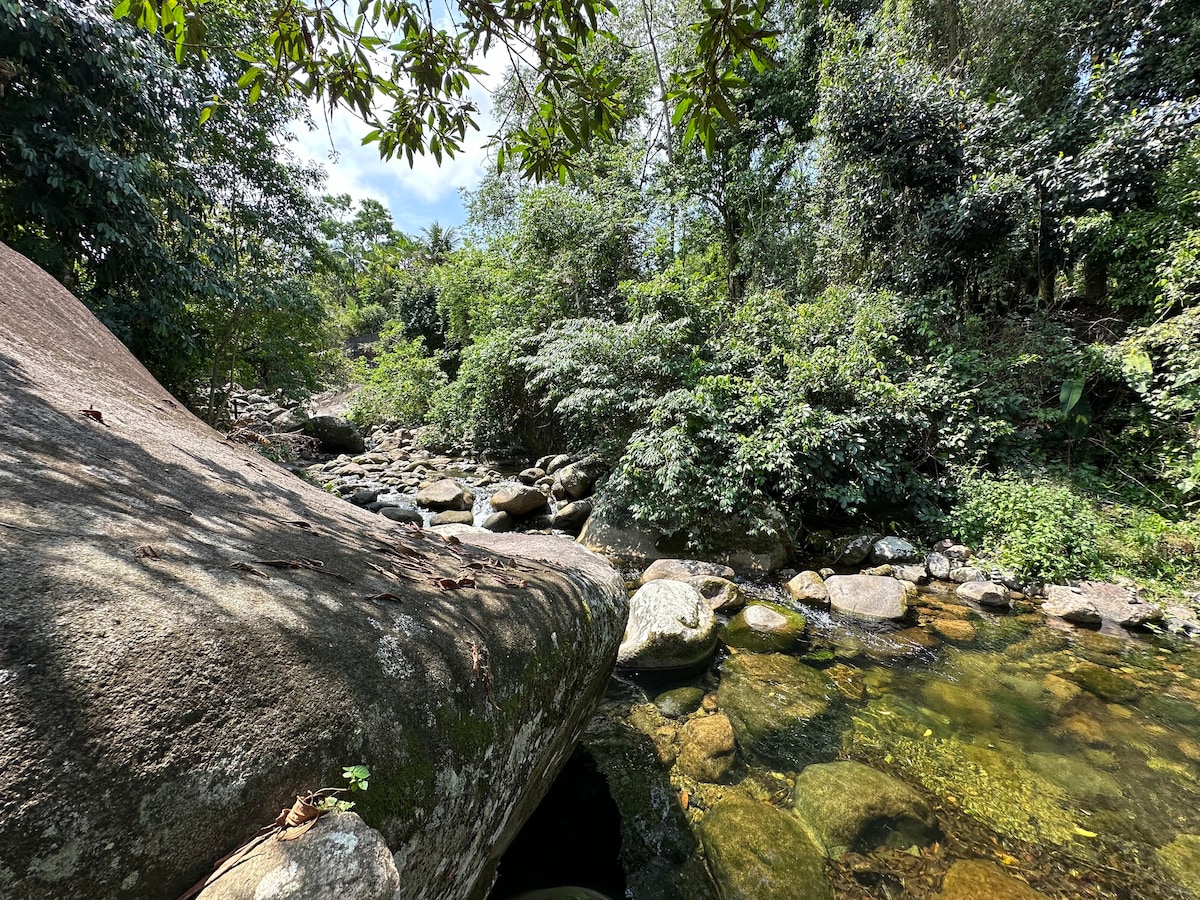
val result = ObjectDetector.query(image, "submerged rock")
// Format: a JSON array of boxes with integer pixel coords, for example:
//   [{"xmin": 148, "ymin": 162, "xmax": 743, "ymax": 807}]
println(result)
[
  {"xmin": 195, "ymin": 813, "xmax": 398, "ymax": 900},
  {"xmin": 676, "ymin": 713, "xmax": 737, "ymax": 783},
  {"xmin": 721, "ymin": 602, "xmax": 807, "ymax": 654},
  {"xmin": 654, "ymin": 687, "xmax": 706, "ymax": 719},
  {"xmin": 697, "ymin": 795, "xmax": 832, "ymax": 900},
  {"xmin": 826, "ymin": 575, "xmax": 912, "ymax": 621},
  {"xmin": 718, "ymin": 653, "xmax": 838, "ymax": 769},
  {"xmin": 1157, "ymin": 833, "xmax": 1200, "ymax": 895},
  {"xmin": 791, "ymin": 761, "xmax": 939, "ymax": 858},
  {"xmin": 936, "ymin": 860, "xmax": 1048, "ymax": 899},
  {"xmin": 618, "ymin": 580, "xmax": 719, "ymax": 671}
]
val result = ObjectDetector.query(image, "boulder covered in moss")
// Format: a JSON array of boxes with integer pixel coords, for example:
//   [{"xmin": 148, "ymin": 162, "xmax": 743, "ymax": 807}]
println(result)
[
  {"xmin": 697, "ymin": 795, "xmax": 832, "ymax": 900},
  {"xmin": 721, "ymin": 602, "xmax": 807, "ymax": 654},
  {"xmin": 0, "ymin": 244, "xmax": 629, "ymax": 900}
]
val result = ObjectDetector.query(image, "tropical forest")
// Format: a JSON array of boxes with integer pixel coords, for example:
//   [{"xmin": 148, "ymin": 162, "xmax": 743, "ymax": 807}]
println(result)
[{"xmin": 2, "ymin": 0, "xmax": 1200, "ymax": 897}]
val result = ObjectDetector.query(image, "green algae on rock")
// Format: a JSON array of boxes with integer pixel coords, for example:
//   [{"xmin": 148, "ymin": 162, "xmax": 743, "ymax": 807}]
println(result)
[
  {"xmin": 935, "ymin": 859, "xmax": 1048, "ymax": 899},
  {"xmin": 791, "ymin": 760, "xmax": 939, "ymax": 858},
  {"xmin": 697, "ymin": 795, "xmax": 832, "ymax": 900},
  {"xmin": 721, "ymin": 602, "xmax": 808, "ymax": 654},
  {"xmin": 717, "ymin": 652, "xmax": 841, "ymax": 770}
]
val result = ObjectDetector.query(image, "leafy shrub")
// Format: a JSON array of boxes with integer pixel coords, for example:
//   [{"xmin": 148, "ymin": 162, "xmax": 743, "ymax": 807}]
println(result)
[
  {"xmin": 950, "ymin": 473, "xmax": 1104, "ymax": 583},
  {"xmin": 331, "ymin": 301, "xmax": 389, "ymax": 340},
  {"xmin": 349, "ymin": 324, "xmax": 445, "ymax": 427}
]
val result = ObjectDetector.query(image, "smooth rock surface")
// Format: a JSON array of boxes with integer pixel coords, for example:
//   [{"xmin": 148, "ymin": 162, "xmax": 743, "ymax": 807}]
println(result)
[
  {"xmin": 957, "ymin": 581, "xmax": 1010, "ymax": 608},
  {"xmin": 490, "ymin": 484, "xmax": 549, "ymax": 516},
  {"xmin": 936, "ymin": 860, "xmax": 1048, "ymax": 899},
  {"xmin": 721, "ymin": 602, "xmax": 806, "ymax": 654},
  {"xmin": 1044, "ymin": 582, "xmax": 1163, "ymax": 629},
  {"xmin": 786, "ymin": 571, "xmax": 829, "ymax": 608},
  {"xmin": 0, "ymin": 243, "xmax": 629, "ymax": 900},
  {"xmin": 686, "ymin": 575, "xmax": 744, "ymax": 613},
  {"xmin": 870, "ymin": 537, "xmax": 919, "ymax": 564},
  {"xmin": 641, "ymin": 558, "xmax": 735, "ymax": 584},
  {"xmin": 617, "ymin": 580, "xmax": 718, "ymax": 671},
  {"xmin": 301, "ymin": 415, "xmax": 365, "ymax": 454},
  {"xmin": 1041, "ymin": 588, "xmax": 1102, "ymax": 626},
  {"xmin": 825, "ymin": 575, "xmax": 912, "ymax": 621},
  {"xmin": 414, "ymin": 477, "xmax": 475, "ymax": 511},
  {"xmin": 195, "ymin": 813, "xmax": 398, "ymax": 900}
]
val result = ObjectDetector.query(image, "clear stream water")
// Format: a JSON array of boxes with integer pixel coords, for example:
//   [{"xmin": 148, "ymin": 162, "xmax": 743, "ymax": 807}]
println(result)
[{"xmin": 599, "ymin": 575, "xmax": 1200, "ymax": 899}]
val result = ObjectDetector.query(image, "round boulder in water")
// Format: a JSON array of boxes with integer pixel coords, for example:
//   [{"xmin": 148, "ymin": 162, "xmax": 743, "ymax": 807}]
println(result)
[
  {"xmin": 826, "ymin": 575, "xmax": 913, "ymax": 622},
  {"xmin": 617, "ymin": 580, "xmax": 718, "ymax": 672},
  {"xmin": 490, "ymin": 483, "xmax": 549, "ymax": 516},
  {"xmin": 721, "ymin": 602, "xmax": 806, "ymax": 654},
  {"xmin": 415, "ymin": 478, "xmax": 475, "ymax": 511},
  {"xmin": 870, "ymin": 536, "xmax": 919, "ymax": 564}
]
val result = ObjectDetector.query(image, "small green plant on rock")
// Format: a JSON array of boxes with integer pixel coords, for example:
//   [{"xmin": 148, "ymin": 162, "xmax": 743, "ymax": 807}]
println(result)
[{"xmin": 317, "ymin": 765, "xmax": 371, "ymax": 813}]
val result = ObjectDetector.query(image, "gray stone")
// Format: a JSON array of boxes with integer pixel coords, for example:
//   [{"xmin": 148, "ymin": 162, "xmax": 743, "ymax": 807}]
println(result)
[
  {"xmin": 482, "ymin": 511, "xmax": 514, "ymax": 532},
  {"xmin": 653, "ymin": 687, "xmax": 705, "ymax": 718},
  {"xmin": 957, "ymin": 581, "xmax": 1010, "ymax": 608},
  {"xmin": 302, "ymin": 415, "xmax": 365, "ymax": 454},
  {"xmin": 786, "ymin": 571, "xmax": 829, "ymax": 608},
  {"xmin": 551, "ymin": 499, "xmax": 593, "ymax": 532},
  {"xmin": 490, "ymin": 484, "xmax": 548, "ymax": 516},
  {"xmin": 194, "ymin": 813, "xmax": 398, "ymax": 900},
  {"xmin": 949, "ymin": 566, "xmax": 985, "ymax": 584},
  {"xmin": 544, "ymin": 454, "xmax": 572, "ymax": 475},
  {"xmin": 347, "ymin": 488, "xmax": 380, "ymax": 506},
  {"xmin": 577, "ymin": 499, "xmax": 665, "ymax": 564},
  {"xmin": 641, "ymin": 558, "xmax": 735, "ymax": 584},
  {"xmin": 687, "ymin": 575, "xmax": 744, "ymax": 613},
  {"xmin": 1044, "ymin": 582, "xmax": 1163, "ymax": 629},
  {"xmin": 792, "ymin": 761, "xmax": 939, "ymax": 858},
  {"xmin": 926, "ymin": 552, "xmax": 951, "ymax": 580},
  {"xmin": 617, "ymin": 581, "xmax": 718, "ymax": 671},
  {"xmin": 893, "ymin": 564, "xmax": 929, "ymax": 585},
  {"xmin": 414, "ymin": 478, "xmax": 474, "ymax": 511},
  {"xmin": 0, "ymin": 243, "xmax": 629, "ymax": 900},
  {"xmin": 555, "ymin": 459, "xmax": 600, "ymax": 500},
  {"xmin": 832, "ymin": 534, "xmax": 878, "ymax": 565},
  {"xmin": 945, "ymin": 544, "xmax": 972, "ymax": 561},
  {"xmin": 1041, "ymin": 588, "xmax": 1102, "ymax": 625},
  {"xmin": 870, "ymin": 537, "xmax": 920, "ymax": 564},
  {"xmin": 430, "ymin": 509, "xmax": 475, "ymax": 526},
  {"xmin": 379, "ymin": 506, "xmax": 423, "ymax": 526},
  {"xmin": 825, "ymin": 575, "xmax": 912, "ymax": 621},
  {"xmin": 518, "ymin": 467, "xmax": 546, "ymax": 485}
]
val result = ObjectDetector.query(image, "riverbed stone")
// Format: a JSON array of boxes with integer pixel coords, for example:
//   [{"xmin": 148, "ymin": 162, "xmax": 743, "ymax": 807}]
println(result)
[
  {"xmin": 687, "ymin": 576, "xmax": 744, "ymax": 613},
  {"xmin": 653, "ymin": 687, "xmax": 706, "ymax": 718},
  {"xmin": 490, "ymin": 484, "xmax": 549, "ymax": 516},
  {"xmin": 932, "ymin": 618, "xmax": 977, "ymax": 643},
  {"xmin": 1044, "ymin": 582, "xmax": 1163, "ymax": 629},
  {"xmin": 194, "ymin": 813, "xmax": 398, "ymax": 900},
  {"xmin": 1158, "ymin": 833, "xmax": 1200, "ymax": 896},
  {"xmin": 870, "ymin": 537, "xmax": 920, "ymax": 564},
  {"xmin": 718, "ymin": 652, "xmax": 838, "ymax": 769},
  {"xmin": 926, "ymin": 552, "xmax": 952, "ymax": 580},
  {"xmin": 617, "ymin": 580, "xmax": 719, "ymax": 671},
  {"xmin": 380, "ymin": 506, "xmax": 423, "ymax": 526},
  {"xmin": 676, "ymin": 713, "xmax": 737, "ymax": 782},
  {"xmin": 791, "ymin": 761, "xmax": 939, "ymax": 858},
  {"xmin": 949, "ymin": 566, "xmax": 985, "ymax": 584},
  {"xmin": 482, "ymin": 511, "xmax": 514, "ymax": 532},
  {"xmin": 957, "ymin": 581, "xmax": 1010, "ymax": 608},
  {"xmin": 721, "ymin": 602, "xmax": 806, "ymax": 654},
  {"xmin": 786, "ymin": 571, "xmax": 830, "ymax": 608},
  {"xmin": 698, "ymin": 795, "xmax": 832, "ymax": 900},
  {"xmin": 893, "ymin": 564, "xmax": 929, "ymax": 585},
  {"xmin": 518, "ymin": 467, "xmax": 545, "ymax": 485},
  {"xmin": 936, "ymin": 860, "xmax": 1048, "ymax": 899},
  {"xmin": 430, "ymin": 509, "xmax": 475, "ymax": 526},
  {"xmin": 551, "ymin": 499, "xmax": 593, "ymax": 532},
  {"xmin": 641, "ymin": 558, "xmax": 735, "ymax": 584},
  {"xmin": 826, "ymin": 575, "xmax": 912, "ymax": 621},
  {"xmin": 832, "ymin": 534, "xmax": 878, "ymax": 565},
  {"xmin": 0, "ymin": 243, "xmax": 631, "ymax": 900},
  {"xmin": 415, "ymin": 477, "xmax": 475, "ymax": 511},
  {"xmin": 1067, "ymin": 663, "xmax": 1142, "ymax": 702}
]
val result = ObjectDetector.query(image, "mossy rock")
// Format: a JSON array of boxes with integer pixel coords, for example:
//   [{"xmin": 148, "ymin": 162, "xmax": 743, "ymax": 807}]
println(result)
[
  {"xmin": 1067, "ymin": 663, "xmax": 1142, "ymax": 703},
  {"xmin": 1139, "ymin": 695, "xmax": 1200, "ymax": 728},
  {"xmin": 717, "ymin": 652, "xmax": 840, "ymax": 770},
  {"xmin": 792, "ymin": 761, "xmax": 939, "ymax": 858},
  {"xmin": 697, "ymin": 795, "xmax": 832, "ymax": 900},
  {"xmin": 1001, "ymin": 628, "xmax": 1070, "ymax": 660},
  {"xmin": 1026, "ymin": 752, "xmax": 1122, "ymax": 801},
  {"xmin": 654, "ymin": 687, "xmax": 706, "ymax": 719},
  {"xmin": 721, "ymin": 602, "xmax": 807, "ymax": 654}
]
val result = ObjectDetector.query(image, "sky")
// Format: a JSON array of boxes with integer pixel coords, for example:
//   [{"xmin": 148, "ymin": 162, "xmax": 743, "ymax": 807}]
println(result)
[{"xmin": 290, "ymin": 68, "xmax": 502, "ymax": 236}]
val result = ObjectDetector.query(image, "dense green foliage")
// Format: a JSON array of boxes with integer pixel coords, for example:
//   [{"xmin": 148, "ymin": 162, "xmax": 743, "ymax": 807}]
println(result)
[{"xmin": 3, "ymin": 0, "xmax": 1198, "ymax": 591}]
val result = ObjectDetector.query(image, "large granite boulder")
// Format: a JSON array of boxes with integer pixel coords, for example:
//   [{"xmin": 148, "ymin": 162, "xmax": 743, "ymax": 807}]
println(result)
[
  {"xmin": 490, "ymin": 484, "xmax": 549, "ymax": 517},
  {"xmin": 0, "ymin": 244, "xmax": 629, "ymax": 900},
  {"xmin": 301, "ymin": 415, "xmax": 365, "ymax": 454},
  {"xmin": 1043, "ymin": 582, "xmax": 1163, "ymax": 629},
  {"xmin": 415, "ymin": 477, "xmax": 475, "ymax": 511},
  {"xmin": 640, "ymin": 558, "xmax": 735, "ymax": 584}
]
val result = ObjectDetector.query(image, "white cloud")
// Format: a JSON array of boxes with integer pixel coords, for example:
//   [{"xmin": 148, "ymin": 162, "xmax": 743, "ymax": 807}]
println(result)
[{"xmin": 289, "ymin": 48, "xmax": 506, "ymax": 233}]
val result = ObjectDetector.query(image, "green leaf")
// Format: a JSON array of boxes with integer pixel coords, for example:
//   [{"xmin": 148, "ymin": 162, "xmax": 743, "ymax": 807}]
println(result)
[{"xmin": 1060, "ymin": 378, "xmax": 1084, "ymax": 418}]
